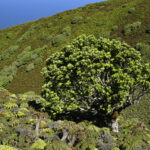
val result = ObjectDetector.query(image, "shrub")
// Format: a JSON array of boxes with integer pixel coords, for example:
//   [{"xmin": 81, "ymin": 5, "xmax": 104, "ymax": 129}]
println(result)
[
  {"xmin": 0, "ymin": 65, "xmax": 17, "ymax": 87},
  {"xmin": 0, "ymin": 145, "xmax": 17, "ymax": 150},
  {"xmin": 135, "ymin": 43, "xmax": 150, "ymax": 60},
  {"xmin": 98, "ymin": 31, "xmax": 111, "ymax": 38},
  {"xmin": 111, "ymin": 25, "xmax": 118, "ymax": 31},
  {"xmin": 145, "ymin": 26, "xmax": 150, "ymax": 34},
  {"xmin": 0, "ymin": 45, "xmax": 19, "ymax": 61},
  {"xmin": 5, "ymin": 33, "xmax": 13, "ymax": 39},
  {"xmin": 26, "ymin": 63, "xmax": 35, "ymax": 72},
  {"xmin": 123, "ymin": 21, "xmax": 141, "ymax": 35},
  {"xmin": 47, "ymin": 23, "xmax": 53, "ymax": 28},
  {"xmin": 71, "ymin": 16, "xmax": 83, "ymax": 24},
  {"xmin": 40, "ymin": 35, "xmax": 53, "ymax": 42},
  {"xmin": 34, "ymin": 57, "xmax": 42, "ymax": 65},
  {"xmin": 42, "ymin": 34, "xmax": 150, "ymax": 130},
  {"xmin": 128, "ymin": 7, "xmax": 135, "ymax": 14},
  {"xmin": 61, "ymin": 26, "xmax": 71, "ymax": 36},
  {"xmin": 52, "ymin": 34, "xmax": 67, "ymax": 47},
  {"xmin": 84, "ymin": 17, "xmax": 91, "ymax": 23}
]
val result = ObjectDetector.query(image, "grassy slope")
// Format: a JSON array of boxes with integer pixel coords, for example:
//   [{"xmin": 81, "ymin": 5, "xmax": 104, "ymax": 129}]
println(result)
[{"xmin": 0, "ymin": 0, "xmax": 150, "ymax": 127}]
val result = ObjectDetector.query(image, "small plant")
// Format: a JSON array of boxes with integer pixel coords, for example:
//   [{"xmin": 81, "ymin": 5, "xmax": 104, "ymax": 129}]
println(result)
[
  {"xmin": 111, "ymin": 25, "xmax": 118, "ymax": 31},
  {"xmin": 98, "ymin": 31, "xmax": 111, "ymax": 38},
  {"xmin": 128, "ymin": 7, "xmax": 135, "ymax": 14},
  {"xmin": 135, "ymin": 42, "xmax": 150, "ymax": 60},
  {"xmin": 123, "ymin": 21, "xmax": 141, "ymax": 35},
  {"xmin": 145, "ymin": 26, "xmax": 150, "ymax": 34},
  {"xmin": 52, "ymin": 34, "xmax": 67, "ymax": 47},
  {"xmin": 26, "ymin": 63, "xmax": 35, "ymax": 72},
  {"xmin": 40, "ymin": 35, "xmax": 53, "ymax": 42},
  {"xmin": 47, "ymin": 23, "xmax": 53, "ymax": 28},
  {"xmin": 61, "ymin": 26, "xmax": 71, "ymax": 36},
  {"xmin": 71, "ymin": 16, "xmax": 83, "ymax": 24}
]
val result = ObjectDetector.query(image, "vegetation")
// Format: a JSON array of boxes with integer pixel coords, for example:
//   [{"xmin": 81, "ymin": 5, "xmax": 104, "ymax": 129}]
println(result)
[
  {"xmin": 42, "ymin": 35, "xmax": 150, "ymax": 132},
  {"xmin": 0, "ymin": 0, "xmax": 150, "ymax": 149}
]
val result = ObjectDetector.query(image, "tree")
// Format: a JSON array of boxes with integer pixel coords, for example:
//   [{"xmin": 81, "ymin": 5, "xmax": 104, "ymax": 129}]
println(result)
[{"xmin": 41, "ymin": 35, "xmax": 150, "ymax": 132}]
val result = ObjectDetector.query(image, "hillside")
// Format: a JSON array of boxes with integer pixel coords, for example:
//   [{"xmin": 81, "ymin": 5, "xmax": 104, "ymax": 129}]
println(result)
[{"xmin": 0, "ymin": 0, "xmax": 150, "ymax": 149}]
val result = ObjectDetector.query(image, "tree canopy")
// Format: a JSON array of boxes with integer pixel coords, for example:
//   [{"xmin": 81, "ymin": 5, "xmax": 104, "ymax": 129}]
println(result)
[{"xmin": 42, "ymin": 35, "xmax": 150, "ymax": 120}]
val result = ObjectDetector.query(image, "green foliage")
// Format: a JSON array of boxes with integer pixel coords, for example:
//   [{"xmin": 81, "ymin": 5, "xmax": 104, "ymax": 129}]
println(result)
[
  {"xmin": 71, "ymin": 16, "xmax": 83, "ymax": 24},
  {"xmin": 26, "ymin": 63, "xmax": 35, "ymax": 72},
  {"xmin": 30, "ymin": 139, "xmax": 46, "ymax": 150},
  {"xmin": 47, "ymin": 23, "xmax": 53, "ymax": 28},
  {"xmin": 0, "ymin": 65, "xmax": 17, "ymax": 87},
  {"xmin": 42, "ymin": 34, "xmax": 150, "ymax": 119},
  {"xmin": 135, "ymin": 42, "xmax": 150, "ymax": 61},
  {"xmin": 34, "ymin": 57, "xmax": 42, "ymax": 65},
  {"xmin": 98, "ymin": 31, "xmax": 111, "ymax": 38},
  {"xmin": 118, "ymin": 117, "xmax": 150, "ymax": 150},
  {"xmin": 0, "ymin": 145, "xmax": 17, "ymax": 150},
  {"xmin": 40, "ymin": 35, "xmax": 53, "ymax": 42},
  {"xmin": 128, "ymin": 7, "xmax": 135, "ymax": 14},
  {"xmin": 52, "ymin": 34, "xmax": 67, "ymax": 47},
  {"xmin": 145, "ymin": 26, "xmax": 150, "ymax": 34},
  {"xmin": 123, "ymin": 21, "xmax": 141, "ymax": 35},
  {"xmin": 111, "ymin": 25, "xmax": 118, "ymax": 31},
  {"xmin": 0, "ymin": 45, "xmax": 19, "ymax": 61},
  {"xmin": 16, "ymin": 45, "xmax": 47, "ymax": 67},
  {"xmin": 61, "ymin": 26, "xmax": 71, "ymax": 36}
]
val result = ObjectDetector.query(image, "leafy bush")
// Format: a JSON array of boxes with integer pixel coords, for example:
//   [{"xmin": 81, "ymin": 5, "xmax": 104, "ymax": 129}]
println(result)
[
  {"xmin": 123, "ymin": 21, "xmax": 141, "ymax": 35},
  {"xmin": 16, "ymin": 45, "xmax": 47, "ymax": 67},
  {"xmin": 34, "ymin": 57, "xmax": 42, "ymax": 65},
  {"xmin": 26, "ymin": 63, "xmax": 35, "ymax": 72},
  {"xmin": 111, "ymin": 25, "xmax": 118, "ymax": 31},
  {"xmin": 0, "ymin": 145, "xmax": 17, "ymax": 150},
  {"xmin": 40, "ymin": 35, "xmax": 53, "ymax": 42},
  {"xmin": 0, "ymin": 65, "xmax": 17, "ymax": 87},
  {"xmin": 71, "ymin": 16, "xmax": 83, "ymax": 24},
  {"xmin": 47, "ymin": 23, "xmax": 53, "ymax": 28},
  {"xmin": 145, "ymin": 26, "xmax": 150, "ymax": 34},
  {"xmin": 52, "ymin": 34, "xmax": 67, "ymax": 47},
  {"xmin": 98, "ymin": 31, "xmax": 111, "ymax": 38},
  {"xmin": 128, "ymin": 7, "xmax": 135, "ymax": 13},
  {"xmin": 135, "ymin": 43, "xmax": 150, "ymax": 60},
  {"xmin": 0, "ymin": 45, "xmax": 19, "ymax": 61},
  {"xmin": 42, "ymin": 35, "xmax": 150, "ymax": 124},
  {"xmin": 61, "ymin": 26, "xmax": 71, "ymax": 36}
]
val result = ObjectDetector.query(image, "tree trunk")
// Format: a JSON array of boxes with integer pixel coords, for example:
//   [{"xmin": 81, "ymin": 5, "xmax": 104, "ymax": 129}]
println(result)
[{"xmin": 111, "ymin": 118, "xmax": 119, "ymax": 133}]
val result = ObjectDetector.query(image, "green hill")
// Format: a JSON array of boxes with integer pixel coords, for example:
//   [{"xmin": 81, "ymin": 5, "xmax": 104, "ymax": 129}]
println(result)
[{"xmin": 0, "ymin": 0, "xmax": 150, "ymax": 149}]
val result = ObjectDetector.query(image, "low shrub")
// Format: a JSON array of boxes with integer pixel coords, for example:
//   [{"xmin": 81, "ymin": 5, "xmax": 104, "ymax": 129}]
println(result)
[
  {"xmin": 111, "ymin": 25, "xmax": 118, "ymax": 31},
  {"xmin": 52, "ymin": 34, "xmax": 67, "ymax": 47},
  {"xmin": 61, "ymin": 26, "xmax": 71, "ymax": 36},
  {"xmin": 40, "ymin": 35, "xmax": 53, "ymax": 42},
  {"xmin": 71, "ymin": 16, "xmax": 83, "ymax": 24},
  {"xmin": 26, "ymin": 63, "xmax": 35, "ymax": 72},
  {"xmin": 98, "ymin": 31, "xmax": 111, "ymax": 38},
  {"xmin": 135, "ymin": 42, "xmax": 150, "ymax": 60},
  {"xmin": 0, "ymin": 45, "xmax": 19, "ymax": 61},
  {"xmin": 5, "ymin": 33, "xmax": 13, "ymax": 39},
  {"xmin": 128, "ymin": 7, "xmax": 135, "ymax": 14},
  {"xmin": 47, "ymin": 23, "xmax": 53, "ymax": 28},
  {"xmin": 16, "ymin": 45, "xmax": 47, "ymax": 67},
  {"xmin": 123, "ymin": 21, "xmax": 141, "ymax": 35},
  {"xmin": 145, "ymin": 26, "xmax": 150, "ymax": 34},
  {"xmin": 0, "ymin": 65, "xmax": 17, "ymax": 87},
  {"xmin": 34, "ymin": 57, "xmax": 42, "ymax": 65}
]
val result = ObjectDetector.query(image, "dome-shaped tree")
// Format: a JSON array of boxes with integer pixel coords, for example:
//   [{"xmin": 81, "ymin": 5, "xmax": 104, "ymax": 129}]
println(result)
[{"xmin": 42, "ymin": 35, "xmax": 150, "ymax": 132}]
